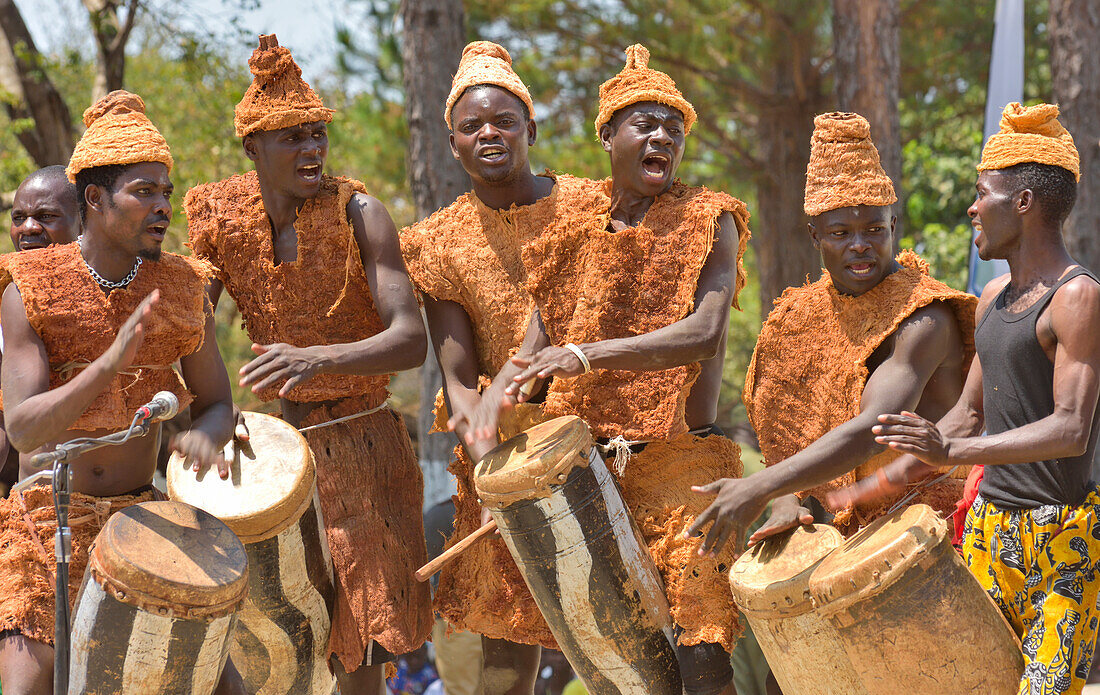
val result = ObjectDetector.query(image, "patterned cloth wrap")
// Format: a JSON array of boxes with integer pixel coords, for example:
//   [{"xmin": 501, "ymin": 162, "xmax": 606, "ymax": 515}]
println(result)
[{"xmin": 962, "ymin": 486, "xmax": 1100, "ymax": 695}]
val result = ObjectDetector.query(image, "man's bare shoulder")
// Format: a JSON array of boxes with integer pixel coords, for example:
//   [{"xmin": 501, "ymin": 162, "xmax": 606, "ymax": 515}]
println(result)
[{"xmin": 1050, "ymin": 272, "xmax": 1100, "ymax": 330}]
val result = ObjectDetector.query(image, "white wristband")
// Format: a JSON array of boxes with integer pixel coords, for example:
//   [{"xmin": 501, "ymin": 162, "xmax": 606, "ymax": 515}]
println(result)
[{"xmin": 564, "ymin": 343, "xmax": 592, "ymax": 374}]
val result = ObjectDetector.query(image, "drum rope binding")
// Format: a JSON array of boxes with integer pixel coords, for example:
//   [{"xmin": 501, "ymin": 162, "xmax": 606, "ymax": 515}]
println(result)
[{"xmin": 885, "ymin": 464, "xmax": 962, "ymax": 517}]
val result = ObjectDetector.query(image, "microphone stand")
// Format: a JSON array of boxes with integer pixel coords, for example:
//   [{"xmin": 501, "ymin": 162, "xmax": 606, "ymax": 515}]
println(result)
[{"xmin": 20, "ymin": 413, "xmax": 154, "ymax": 695}]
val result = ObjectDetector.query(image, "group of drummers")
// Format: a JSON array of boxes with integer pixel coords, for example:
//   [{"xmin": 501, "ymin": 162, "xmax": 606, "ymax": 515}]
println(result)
[{"xmin": 0, "ymin": 29, "xmax": 1097, "ymax": 695}]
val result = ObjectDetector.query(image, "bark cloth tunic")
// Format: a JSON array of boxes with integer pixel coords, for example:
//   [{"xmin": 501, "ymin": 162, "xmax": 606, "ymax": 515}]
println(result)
[
  {"xmin": 744, "ymin": 250, "xmax": 977, "ymax": 536},
  {"xmin": 185, "ymin": 171, "xmax": 431, "ymax": 667},
  {"xmin": 0, "ymin": 243, "xmax": 206, "ymax": 644},
  {"xmin": 400, "ymin": 173, "xmax": 606, "ymax": 648},
  {"xmin": 522, "ymin": 180, "xmax": 751, "ymax": 652}
]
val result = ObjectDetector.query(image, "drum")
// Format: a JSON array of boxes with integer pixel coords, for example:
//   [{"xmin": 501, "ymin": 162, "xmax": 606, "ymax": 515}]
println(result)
[
  {"xmin": 168, "ymin": 411, "xmax": 337, "ymax": 695},
  {"xmin": 808, "ymin": 504, "xmax": 1024, "ymax": 694},
  {"xmin": 69, "ymin": 501, "xmax": 249, "ymax": 695},
  {"xmin": 728, "ymin": 524, "xmax": 863, "ymax": 695},
  {"xmin": 475, "ymin": 416, "xmax": 680, "ymax": 695}
]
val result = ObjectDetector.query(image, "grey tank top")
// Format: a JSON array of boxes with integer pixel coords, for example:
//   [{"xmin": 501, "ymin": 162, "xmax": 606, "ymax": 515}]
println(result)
[{"xmin": 975, "ymin": 266, "xmax": 1100, "ymax": 508}]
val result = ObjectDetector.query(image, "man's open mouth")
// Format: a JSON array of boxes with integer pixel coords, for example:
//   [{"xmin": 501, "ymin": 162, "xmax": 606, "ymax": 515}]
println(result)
[
  {"xmin": 16, "ymin": 237, "xmax": 48, "ymax": 251},
  {"xmin": 478, "ymin": 146, "xmax": 508, "ymax": 163},
  {"xmin": 146, "ymin": 222, "xmax": 168, "ymax": 241},
  {"xmin": 848, "ymin": 261, "xmax": 875, "ymax": 277},
  {"xmin": 297, "ymin": 163, "xmax": 322, "ymax": 182},
  {"xmin": 641, "ymin": 152, "xmax": 670, "ymax": 180}
]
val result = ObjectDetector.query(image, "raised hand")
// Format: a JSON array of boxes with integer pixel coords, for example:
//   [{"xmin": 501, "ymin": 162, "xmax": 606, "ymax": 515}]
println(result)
[
  {"xmin": 506, "ymin": 347, "xmax": 584, "ymax": 400},
  {"xmin": 686, "ymin": 477, "xmax": 770, "ymax": 557},
  {"xmin": 104, "ymin": 290, "xmax": 160, "ymax": 372},
  {"xmin": 238, "ymin": 343, "xmax": 324, "ymax": 398},
  {"xmin": 872, "ymin": 411, "xmax": 951, "ymax": 466}
]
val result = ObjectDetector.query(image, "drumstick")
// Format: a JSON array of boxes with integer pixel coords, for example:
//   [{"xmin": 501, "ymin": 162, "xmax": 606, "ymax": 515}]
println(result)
[{"xmin": 415, "ymin": 518, "xmax": 498, "ymax": 582}]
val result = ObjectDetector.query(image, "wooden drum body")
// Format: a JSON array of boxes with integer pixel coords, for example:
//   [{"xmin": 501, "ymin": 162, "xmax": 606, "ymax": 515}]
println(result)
[
  {"xmin": 70, "ymin": 501, "xmax": 249, "ymax": 695},
  {"xmin": 809, "ymin": 504, "xmax": 1024, "ymax": 694},
  {"xmin": 475, "ymin": 416, "xmax": 681, "ymax": 695},
  {"xmin": 169, "ymin": 411, "xmax": 337, "ymax": 695},
  {"xmin": 728, "ymin": 524, "xmax": 864, "ymax": 695}
]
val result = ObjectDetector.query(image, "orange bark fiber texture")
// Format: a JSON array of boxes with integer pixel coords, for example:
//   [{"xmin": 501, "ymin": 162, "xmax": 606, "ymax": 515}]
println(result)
[
  {"xmin": 186, "ymin": 171, "xmax": 389, "ymax": 405},
  {"xmin": 65, "ymin": 90, "xmax": 173, "ymax": 183},
  {"xmin": 617, "ymin": 432, "xmax": 743, "ymax": 651},
  {"xmin": 233, "ymin": 34, "xmax": 333, "ymax": 138},
  {"xmin": 444, "ymin": 41, "xmax": 535, "ymax": 130},
  {"xmin": 594, "ymin": 44, "xmax": 697, "ymax": 135},
  {"xmin": 744, "ymin": 251, "xmax": 977, "ymax": 534},
  {"xmin": 523, "ymin": 181, "xmax": 750, "ymax": 440},
  {"xmin": 803, "ymin": 111, "xmax": 896, "ymax": 217},
  {"xmin": 0, "ymin": 244, "xmax": 208, "ymax": 431},
  {"xmin": 401, "ymin": 174, "xmax": 606, "ymax": 379},
  {"xmin": 0, "ymin": 485, "xmax": 156, "ymax": 645},
  {"xmin": 978, "ymin": 102, "xmax": 1080, "ymax": 180},
  {"xmin": 433, "ymin": 403, "xmax": 556, "ymax": 648},
  {"xmin": 301, "ymin": 399, "xmax": 433, "ymax": 667}
]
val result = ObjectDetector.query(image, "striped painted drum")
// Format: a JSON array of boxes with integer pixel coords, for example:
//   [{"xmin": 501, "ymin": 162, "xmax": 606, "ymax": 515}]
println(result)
[
  {"xmin": 728, "ymin": 524, "xmax": 862, "ymax": 695},
  {"xmin": 169, "ymin": 411, "xmax": 337, "ymax": 695},
  {"xmin": 475, "ymin": 416, "xmax": 680, "ymax": 695},
  {"xmin": 70, "ymin": 500, "xmax": 249, "ymax": 695}
]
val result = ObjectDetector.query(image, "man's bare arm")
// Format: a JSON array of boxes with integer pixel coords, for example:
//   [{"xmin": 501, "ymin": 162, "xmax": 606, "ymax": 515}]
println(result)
[
  {"xmin": 424, "ymin": 296, "xmax": 495, "ymax": 462},
  {"xmin": 686, "ymin": 300, "xmax": 961, "ymax": 555},
  {"xmin": 876, "ymin": 275, "xmax": 1100, "ymax": 467},
  {"xmin": 238, "ymin": 193, "xmax": 427, "ymax": 396},
  {"xmin": 1, "ymin": 283, "xmax": 158, "ymax": 452},
  {"xmin": 176, "ymin": 299, "xmax": 235, "ymax": 477},
  {"xmin": 507, "ymin": 211, "xmax": 738, "ymax": 387}
]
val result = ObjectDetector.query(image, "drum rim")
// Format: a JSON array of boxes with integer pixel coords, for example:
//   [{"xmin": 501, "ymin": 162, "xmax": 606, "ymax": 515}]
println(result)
[
  {"xmin": 475, "ymin": 416, "xmax": 595, "ymax": 508},
  {"xmin": 167, "ymin": 411, "xmax": 316, "ymax": 540},
  {"xmin": 88, "ymin": 500, "xmax": 250, "ymax": 615},
  {"xmin": 807, "ymin": 503, "xmax": 947, "ymax": 613},
  {"xmin": 728, "ymin": 524, "xmax": 843, "ymax": 617}
]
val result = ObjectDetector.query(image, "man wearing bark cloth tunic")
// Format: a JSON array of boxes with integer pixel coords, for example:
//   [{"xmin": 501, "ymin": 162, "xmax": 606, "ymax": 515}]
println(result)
[
  {"xmin": 837, "ymin": 103, "xmax": 1100, "ymax": 695},
  {"xmin": 399, "ymin": 40, "xmax": 605, "ymax": 695},
  {"xmin": 0, "ymin": 90, "xmax": 238, "ymax": 695},
  {"xmin": 681, "ymin": 112, "xmax": 977, "ymax": 561},
  {"xmin": 499, "ymin": 44, "xmax": 751, "ymax": 695},
  {"xmin": 1, "ymin": 167, "xmax": 83, "ymax": 494},
  {"xmin": 184, "ymin": 34, "xmax": 431, "ymax": 694}
]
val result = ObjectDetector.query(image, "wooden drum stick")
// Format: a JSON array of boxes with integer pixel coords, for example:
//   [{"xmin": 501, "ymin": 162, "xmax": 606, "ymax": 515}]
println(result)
[{"xmin": 415, "ymin": 518, "xmax": 498, "ymax": 582}]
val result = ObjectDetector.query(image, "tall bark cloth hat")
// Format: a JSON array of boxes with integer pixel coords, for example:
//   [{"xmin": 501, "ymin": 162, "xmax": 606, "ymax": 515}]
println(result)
[
  {"xmin": 977, "ymin": 102, "xmax": 1080, "ymax": 181},
  {"xmin": 234, "ymin": 33, "xmax": 334, "ymax": 138},
  {"xmin": 594, "ymin": 44, "xmax": 697, "ymax": 136},
  {"xmin": 444, "ymin": 41, "xmax": 535, "ymax": 130},
  {"xmin": 65, "ymin": 90, "xmax": 173, "ymax": 184},
  {"xmin": 803, "ymin": 111, "xmax": 897, "ymax": 217}
]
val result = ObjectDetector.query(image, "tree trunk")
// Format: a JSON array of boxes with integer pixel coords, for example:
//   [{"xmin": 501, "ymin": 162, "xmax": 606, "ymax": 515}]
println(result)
[
  {"xmin": 1050, "ymin": 0, "xmax": 1100, "ymax": 273},
  {"xmin": 82, "ymin": 0, "xmax": 140, "ymax": 101},
  {"xmin": 400, "ymin": 0, "xmax": 469, "ymax": 509},
  {"xmin": 832, "ymin": 0, "xmax": 903, "ymax": 243},
  {"xmin": 0, "ymin": 0, "xmax": 75, "ymax": 167},
  {"xmin": 751, "ymin": 16, "xmax": 827, "ymax": 311}
]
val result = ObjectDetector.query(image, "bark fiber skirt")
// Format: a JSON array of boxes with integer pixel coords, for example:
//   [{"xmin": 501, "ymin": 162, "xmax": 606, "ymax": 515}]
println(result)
[
  {"xmin": 616, "ymin": 432, "xmax": 744, "ymax": 652},
  {"xmin": 301, "ymin": 403, "xmax": 433, "ymax": 669},
  {"xmin": 0, "ymin": 484, "xmax": 155, "ymax": 645}
]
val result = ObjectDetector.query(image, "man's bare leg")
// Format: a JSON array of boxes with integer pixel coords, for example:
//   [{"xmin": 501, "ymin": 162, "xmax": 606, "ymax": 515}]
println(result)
[
  {"xmin": 480, "ymin": 637, "xmax": 540, "ymax": 695},
  {"xmin": 0, "ymin": 634, "xmax": 52, "ymax": 695},
  {"xmin": 334, "ymin": 657, "xmax": 387, "ymax": 695}
]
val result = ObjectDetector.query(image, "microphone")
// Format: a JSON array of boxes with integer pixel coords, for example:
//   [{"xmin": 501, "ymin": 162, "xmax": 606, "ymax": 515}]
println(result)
[{"xmin": 135, "ymin": 391, "xmax": 180, "ymax": 423}]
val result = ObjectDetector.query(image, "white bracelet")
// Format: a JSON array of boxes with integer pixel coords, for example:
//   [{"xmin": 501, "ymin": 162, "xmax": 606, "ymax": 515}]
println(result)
[{"xmin": 564, "ymin": 343, "xmax": 592, "ymax": 374}]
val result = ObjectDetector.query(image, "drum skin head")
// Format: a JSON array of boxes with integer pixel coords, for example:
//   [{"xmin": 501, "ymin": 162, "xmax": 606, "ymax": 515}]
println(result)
[
  {"xmin": 728, "ymin": 524, "xmax": 843, "ymax": 617},
  {"xmin": 809, "ymin": 503, "xmax": 947, "ymax": 609},
  {"xmin": 90, "ymin": 500, "xmax": 248, "ymax": 608},
  {"xmin": 167, "ymin": 411, "xmax": 316, "ymax": 542},
  {"xmin": 475, "ymin": 416, "xmax": 594, "ymax": 508}
]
